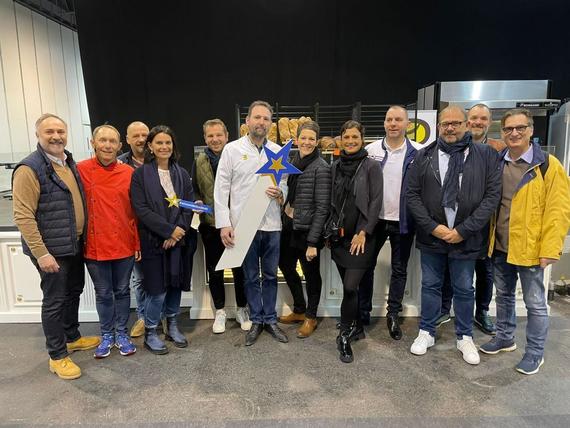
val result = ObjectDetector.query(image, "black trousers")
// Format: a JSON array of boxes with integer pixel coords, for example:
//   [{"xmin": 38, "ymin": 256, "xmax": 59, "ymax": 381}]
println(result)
[
  {"xmin": 336, "ymin": 265, "xmax": 367, "ymax": 328},
  {"xmin": 278, "ymin": 224, "xmax": 323, "ymax": 319},
  {"xmin": 31, "ymin": 252, "xmax": 85, "ymax": 360},
  {"xmin": 199, "ymin": 223, "xmax": 246, "ymax": 309},
  {"xmin": 441, "ymin": 256, "xmax": 494, "ymax": 315},
  {"xmin": 358, "ymin": 220, "xmax": 414, "ymax": 317}
]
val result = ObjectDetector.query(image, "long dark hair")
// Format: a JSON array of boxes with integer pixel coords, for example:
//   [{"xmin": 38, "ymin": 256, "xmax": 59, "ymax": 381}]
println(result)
[{"xmin": 144, "ymin": 125, "xmax": 181, "ymax": 163}]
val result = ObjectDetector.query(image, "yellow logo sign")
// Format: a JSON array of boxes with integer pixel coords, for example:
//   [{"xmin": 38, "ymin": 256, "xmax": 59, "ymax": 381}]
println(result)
[{"xmin": 407, "ymin": 119, "xmax": 431, "ymax": 145}]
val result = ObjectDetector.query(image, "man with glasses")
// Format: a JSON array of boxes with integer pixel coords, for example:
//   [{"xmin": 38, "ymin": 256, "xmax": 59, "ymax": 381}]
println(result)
[
  {"xmin": 407, "ymin": 105, "xmax": 501, "ymax": 365},
  {"xmin": 439, "ymin": 104, "xmax": 507, "ymax": 335},
  {"xmin": 480, "ymin": 108, "xmax": 570, "ymax": 375}
]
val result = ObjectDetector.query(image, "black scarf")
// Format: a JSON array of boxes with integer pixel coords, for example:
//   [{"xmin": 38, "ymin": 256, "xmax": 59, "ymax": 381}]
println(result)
[
  {"xmin": 333, "ymin": 147, "xmax": 367, "ymax": 213},
  {"xmin": 285, "ymin": 148, "xmax": 320, "ymax": 206},
  {"xmin": 437, "ymin": 132, "xmax": 472, "ymax": 209},
  {"xmin": 205, "ymin": 147, "xmax": 221, "ymax": 176},
  {"xmin": 142, "ymin": 160, "xmax": 186, "ymax": 288}
]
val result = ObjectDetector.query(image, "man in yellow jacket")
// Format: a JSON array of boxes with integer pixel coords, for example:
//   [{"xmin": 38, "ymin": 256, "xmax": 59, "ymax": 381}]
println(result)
[{"xmin": 480, "ymin": 108, "xmax": 570, "ymax": 375}]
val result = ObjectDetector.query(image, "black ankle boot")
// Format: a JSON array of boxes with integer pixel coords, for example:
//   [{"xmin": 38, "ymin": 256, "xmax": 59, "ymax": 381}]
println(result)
[
  {"xmin": 348, "ymin": 320, "xmax": 365, "ymax": 342},
  {"xmin": 337, "ymin": 329, "xmax": 353, "ymax": 363}
]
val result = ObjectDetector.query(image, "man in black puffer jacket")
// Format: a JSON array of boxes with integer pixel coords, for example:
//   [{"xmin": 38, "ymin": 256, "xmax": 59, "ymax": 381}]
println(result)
[{"xmin": 407, "ymin": 105, "xmax": 501, "ymax": 366}]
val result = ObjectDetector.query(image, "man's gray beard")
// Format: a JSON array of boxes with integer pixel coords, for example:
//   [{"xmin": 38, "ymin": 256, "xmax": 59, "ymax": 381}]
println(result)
[{"xmin": 250, "ymin": 129, "xmax": 268, "ymax": 139}]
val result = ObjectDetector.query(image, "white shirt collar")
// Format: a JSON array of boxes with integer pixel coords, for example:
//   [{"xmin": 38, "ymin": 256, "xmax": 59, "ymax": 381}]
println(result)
[{"xmin": 45, "ymin": 151, "xmax": 67, "ymax": 168}]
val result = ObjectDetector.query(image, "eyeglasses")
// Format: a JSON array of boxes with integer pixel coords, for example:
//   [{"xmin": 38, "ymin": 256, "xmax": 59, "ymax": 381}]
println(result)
[
  {"xmin": 438, "ymin": 121, "xmax": 465, "ymax": 129},
  {"xmin": 502, "ymin": 125, "xmax": 530, "ymax": 134}
]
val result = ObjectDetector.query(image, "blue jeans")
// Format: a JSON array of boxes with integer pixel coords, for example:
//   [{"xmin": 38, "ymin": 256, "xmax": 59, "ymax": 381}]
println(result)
[
  {"xmin": 130, "ymin": 261, "xmax": 145, "ymax": 319},
  {"xmin": 493, "ymin": 252, "xmax": 548, "ymax": 357},
  {"xmin": 243, "ymin": 231, "xmax": 280, "ymax": 324},
  {"xmin": 419, "ymin": 251, "xmax": 475, "ymax": 337},
  {"xmin": 144, "ymin": 287, "xmax": 182, "ymax": 329},
  {"xmin": 86, "ymin": 256, "xmax": 135, "ymax": 336}
]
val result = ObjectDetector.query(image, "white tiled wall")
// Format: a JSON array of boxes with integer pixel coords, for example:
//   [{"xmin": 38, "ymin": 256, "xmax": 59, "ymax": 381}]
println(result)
[{"xmin": 0, "ymin": 0, "xmax": 91, "ymax": 192}]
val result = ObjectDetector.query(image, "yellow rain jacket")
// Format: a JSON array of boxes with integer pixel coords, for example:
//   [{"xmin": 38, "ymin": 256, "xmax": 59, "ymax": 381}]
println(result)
[{"xmin": 489, "ymin": 143, "xmax": 570, "ymax": 266}]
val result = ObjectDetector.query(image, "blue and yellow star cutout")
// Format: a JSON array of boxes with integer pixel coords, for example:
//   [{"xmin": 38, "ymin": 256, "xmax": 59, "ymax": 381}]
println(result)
[
  {"xmin": 256, "ymin": 139, "xmax": 301, "ymax": 185},
  {"xmin": 165, "ymin": 194, "xmax": 212, "ymax": 214}
]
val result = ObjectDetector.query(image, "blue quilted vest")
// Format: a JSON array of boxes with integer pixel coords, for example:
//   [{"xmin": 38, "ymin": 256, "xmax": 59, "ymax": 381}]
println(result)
[{"xmin": 13, "ymin": 144, "xmax": 86, "ymax": 258}]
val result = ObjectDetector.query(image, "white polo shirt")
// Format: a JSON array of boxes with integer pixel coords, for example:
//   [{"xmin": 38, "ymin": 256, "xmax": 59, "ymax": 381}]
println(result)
[{"xmin": 366, "ymin": 138, "xmax": 420, "ymax": 221}]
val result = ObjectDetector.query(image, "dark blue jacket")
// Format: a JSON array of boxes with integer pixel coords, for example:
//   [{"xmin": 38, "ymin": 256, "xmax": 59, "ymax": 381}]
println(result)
[
  {"xmin": 13, "ymin": 144, "xmax": 86, "ymax": 258},
  {"xmin": 406, "ymin": 138, "xmax": 502, "ymax": 259},
  {"xmin": 118, "ymin": 150, "xmax": 137, "ymax": 169},
  {"xmin": 398, "ymin": 139, "xmax": 418, "ymax": 234}
]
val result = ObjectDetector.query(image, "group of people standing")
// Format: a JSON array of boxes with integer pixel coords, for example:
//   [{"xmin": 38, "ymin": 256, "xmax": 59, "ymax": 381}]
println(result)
[{"xmin": 12, "ymin": 99, "xmax": 570, "ymax": 380}]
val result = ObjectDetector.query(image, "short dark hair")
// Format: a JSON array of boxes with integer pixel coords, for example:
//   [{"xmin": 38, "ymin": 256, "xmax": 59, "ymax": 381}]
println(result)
[
  {"xmin": 501, "ymin": 108, "xmax": 534, "ymax": 127},
  {"xmin": 144, "ymin": 125, "xmax": 180, "ymax": 163},
  {"xmin": 297, "ymin": 120, "xmax": 320, "ymax": 139},
  {"xmin": 340, "ymin": 120, "xmax": 364, "ymax": 139},
  {"xmin": 247, "ymin": 100, "xmax": 273, "ymax": 118}
]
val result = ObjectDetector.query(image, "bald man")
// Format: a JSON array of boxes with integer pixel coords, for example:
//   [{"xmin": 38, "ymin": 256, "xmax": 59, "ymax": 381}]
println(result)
[
  {"xmin": 407, "ymin": 105, "xmax": 501, "ymax": 365},
  {"xmin": 360, "ymin": 106, "xmax": 423, "ymax": 340},
  {"xmin": 118, "ymin": 121, "xmax": 149, "ymax": 337}
]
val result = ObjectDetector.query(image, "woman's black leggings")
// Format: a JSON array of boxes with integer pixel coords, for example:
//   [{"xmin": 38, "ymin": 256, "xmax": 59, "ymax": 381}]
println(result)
[{"xmin": 336, "ymin": 264, "xmax": 367, "ymax": 329}]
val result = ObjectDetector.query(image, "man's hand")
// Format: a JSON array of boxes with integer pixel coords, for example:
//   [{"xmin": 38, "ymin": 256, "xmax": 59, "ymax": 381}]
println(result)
[
  {"xmin": 38, "ymin": 254, "xmax": 60, "ymax": 273},
  {"xmin": 170, "ymin": 226, "xmax": 185, "ymax": 242},
  {"xmin": 539, "ymin": 258, "xmax": 558, "ymax": 268},
  {"xmin": 265, "ymin": 186, "xmax": 282, "ymax": 200},
  {"xmin": 350, "ymin": 231, "xmax": 366, "ymax": 256},
  {"xmin": 221, "ymin": 226, "xmax": 235, "ymax": 248},
  {"xmin": 306, "ymin": 246, "xmax": 317, "ymax": 262},
  {"xmin": 442, "ymin": 228, "xmax": 464, "ymax": 244},
  {"xmin": 134, "ymin": 250, "xmax": 141, "ymax": 262},
  {"xmin": 432, "ymin": 224, "xmax": 452, "ymax": 239}
]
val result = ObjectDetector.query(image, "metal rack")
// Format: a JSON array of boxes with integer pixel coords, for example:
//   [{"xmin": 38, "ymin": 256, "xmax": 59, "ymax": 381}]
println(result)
[{"xmin": 235, "ymin": 102, "xmax": 414, "ymax": 142}]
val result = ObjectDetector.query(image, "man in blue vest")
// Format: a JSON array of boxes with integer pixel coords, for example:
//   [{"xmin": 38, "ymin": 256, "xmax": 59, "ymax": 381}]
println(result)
[
  {"xmin": 12, "ymin": 113, "xmax": 100, "ymax": 379},
  {"xmin": 359, "ymin": 106, "xmax": 422, "ymax": 340}
]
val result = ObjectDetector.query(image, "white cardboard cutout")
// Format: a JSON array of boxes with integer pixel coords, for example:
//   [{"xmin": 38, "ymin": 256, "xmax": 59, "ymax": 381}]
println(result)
[{"xmin": 215, "ymin": 174, "xmax": 274, "ymax": 270}]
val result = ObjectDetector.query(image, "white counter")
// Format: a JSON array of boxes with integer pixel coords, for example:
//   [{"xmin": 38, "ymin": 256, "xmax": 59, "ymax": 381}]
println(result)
[{"xmin": 0, "ymin": 230, "xmax": 545, "ymax": 323}]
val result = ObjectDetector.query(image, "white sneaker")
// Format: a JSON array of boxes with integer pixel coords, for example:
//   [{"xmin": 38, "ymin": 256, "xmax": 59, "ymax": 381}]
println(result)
[
  {"xmin": 457, "ymin": 335, "xmax": 480, "ymax": 365},
  {"xmin": 236, "ymin": 306, "xmax": 252, "ymax": 331},
  {"xmin": 410, "ymin": 329, "xmax": 435, "ymax": 355},
  {"xmin": 212, "ymin": 309, "xmax": 226, "ymax": 334}
]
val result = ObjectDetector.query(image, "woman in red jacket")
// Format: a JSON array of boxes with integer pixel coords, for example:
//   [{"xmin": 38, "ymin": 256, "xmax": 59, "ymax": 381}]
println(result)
[{"xmin": 78, "ymin": 125, "xmax": 141, "ymax": 358}]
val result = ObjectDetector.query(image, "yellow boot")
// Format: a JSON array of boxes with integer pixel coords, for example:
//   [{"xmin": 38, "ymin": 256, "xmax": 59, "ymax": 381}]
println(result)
[
  {"xmin": 67, "ymin": 336, "xmax": 100, "ymax": 353},
  {"xmin": 49, "ymin": 357, "xmax": 81, "ymax": 380},
  {"xmin": 130, "ymin": 318, "xmax": 145, "ymax": 338}
]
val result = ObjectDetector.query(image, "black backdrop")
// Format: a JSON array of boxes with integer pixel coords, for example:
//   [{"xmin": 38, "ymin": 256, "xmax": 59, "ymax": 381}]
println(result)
[{"xmin": 75, "ymin": 0, "xmax": 570, "ymax": 170}]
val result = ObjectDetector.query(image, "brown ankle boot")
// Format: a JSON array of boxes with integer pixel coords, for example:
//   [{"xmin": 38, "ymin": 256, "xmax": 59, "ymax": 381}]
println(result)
[
  {"xmin": 279, "ymin": 312, "xmax": 305, "ymax": 324},
  {"xmin": 297, "ymin": 317, "xmax": 318, "ymax": 338}
]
